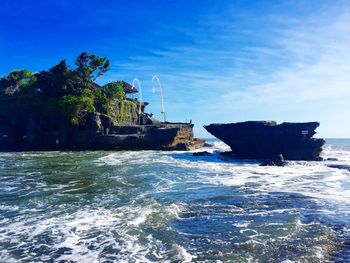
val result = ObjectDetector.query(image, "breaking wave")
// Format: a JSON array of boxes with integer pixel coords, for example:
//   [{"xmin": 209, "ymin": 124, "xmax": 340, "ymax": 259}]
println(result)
[{"xmin": 0, "ymin": 139, "xmax": 349, "ymax": 262}]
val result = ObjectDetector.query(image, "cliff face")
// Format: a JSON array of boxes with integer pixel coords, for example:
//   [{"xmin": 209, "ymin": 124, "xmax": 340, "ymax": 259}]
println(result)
[
  {"xmin": 106, "ymin": 99, "xmax": 139, "ymax": 125},
  {"xmin": 204, "ymin": 121, "xmax": 325, "ymax": 161},
  {"xmin": 0, "ymin": 113, "xmax": 204, "ymax": 151}
]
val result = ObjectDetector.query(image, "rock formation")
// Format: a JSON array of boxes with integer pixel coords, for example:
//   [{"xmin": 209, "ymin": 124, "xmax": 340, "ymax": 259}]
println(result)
[
  {"xmin": 193, "ymin": 151, "xmax": 212, "ymax": 156},
  {"xmin": 327, "ymin": 164, "xmax": 350, "ymax": 172},
  {"xmin": 260, "ymin": 154, "xmax": 286, "ymax": 166},
  {"xmin": 0, "ymin": 113, "xmax": 204, "ymax": 151},
  {"xmin": 0, "ymin": 53, "xmax": 205, "ymax": 152},
  {"xmin": 204, "ymin": 121, "xmax": 325, "ymax": 161}
]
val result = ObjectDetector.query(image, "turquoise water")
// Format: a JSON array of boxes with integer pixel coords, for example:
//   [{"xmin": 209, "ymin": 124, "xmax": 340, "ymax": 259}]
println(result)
[{"xmin": 0, "ymin": 139, "xmax": 349, "ymax": 262}]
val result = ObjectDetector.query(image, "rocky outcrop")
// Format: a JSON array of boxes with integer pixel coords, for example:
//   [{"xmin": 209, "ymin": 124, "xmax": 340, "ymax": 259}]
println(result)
[
  {"xmin": 204, "ymin": 121, "xmax": 325, "ymax": 161},
  {"xmin": 193, "ymin": 151, "xmax": 212, "ymax": 156},
  {"xmin": 89, "ymin": 123, "xmax": 204, "ymax": 151},
  {"xmin": 260, "ymin": 154, "xmax": 286, "ymax": 166},
  {"xmin": 0, "ymin": 113, "xmax": 204, "ymax": 151},
  {"xmin": 327, "ymin": 164, "xmax": 350, "ymax": 172}
]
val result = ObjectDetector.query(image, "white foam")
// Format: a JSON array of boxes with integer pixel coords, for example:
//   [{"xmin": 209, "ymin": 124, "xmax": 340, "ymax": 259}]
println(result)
[
  {"xmin": 234, "ymin": 222, "xmax": 251, "ymax": 228},
  {"xmin": 156, "ymin": 143, "xmax": 350, "ymax": 206},
  {"xmin": 127, "ymin": 207, "xmax": 154, "ymax": 226},
  {"xmin": 2, "ymin": 141, "xmax": 348, "ymax": 261},
  {"xmin": 201, "ymin": 162, "xmax": 350, "ymax": 204},
  {"xmin": 94, "ymin": 151, "xmax": 160, "ymax": 166},
  {"xmin": 0, "ymin": 201, "xmax": 185, "ymax": 262},
  {"xmin": 166, "ymin": 203, "xmax": 186, "ymax": 219},
  {"xmin": 172, "ymin": 244, "xmax": 196, "ymax": 262}
]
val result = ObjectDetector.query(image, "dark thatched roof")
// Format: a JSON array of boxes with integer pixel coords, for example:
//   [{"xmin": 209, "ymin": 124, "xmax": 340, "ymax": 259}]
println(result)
[
  {"xmin": 110, "ymin": 80, "xmax": 138, "ymax": 94},
  {"xmin": 92, "ymin": 82, "xmax": 102, "ymax": 89},
  {"xmin": 125, "ymin": 98, "xmax": 148, "ymax": 106},
  {"xmin": 119, "ymin": 80, "xmax": 138, "ymax": 94}
]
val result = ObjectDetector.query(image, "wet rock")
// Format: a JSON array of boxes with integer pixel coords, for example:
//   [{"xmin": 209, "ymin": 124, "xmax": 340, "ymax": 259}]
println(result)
[
  {"xmin": 261, "ymin": 154, "xmax": 286, "ymax": 166},
  {"xmin": 327, "ymin": 164, "xmax": 350, "ymax": 172},
  {"xmin": 0, "ymin": 113, "xmax": 204, "ymax": 151},
  {"xmin": 219, "ymin": 151, "xmax": 235, "ymax": 157},
  {"xmin": 204, "ymin": 121, "xmax": 325, "ymax": 161},
  {"xmin": 326, "ymin": 158, "xmax": 339, "ymax": 161},
  {"xmin": 193, "ymin": 151, "xmax": 212, "ymax": 156}
]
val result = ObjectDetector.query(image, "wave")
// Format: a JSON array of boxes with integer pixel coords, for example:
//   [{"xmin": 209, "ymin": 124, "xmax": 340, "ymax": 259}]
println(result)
[
  {"xmin": 93, "ymin": 141, "xmax": 350, "ymax": 207},
  {"xmin": 1, "ymin": 140, "xmax": 348, "ymax": 261},
  {"xmin": 0, "ymin": 200, "xmax": 193, "ymax": 262}
]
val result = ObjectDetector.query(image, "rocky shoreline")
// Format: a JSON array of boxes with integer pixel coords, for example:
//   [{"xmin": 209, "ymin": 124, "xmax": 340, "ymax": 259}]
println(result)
[{"xmin": 0, "ymin": 113, "xmax": 204, "ymax": 151}]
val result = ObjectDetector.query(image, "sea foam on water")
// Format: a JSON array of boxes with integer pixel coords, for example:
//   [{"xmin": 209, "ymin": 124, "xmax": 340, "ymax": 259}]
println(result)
[{"xmin": 0, "ymin": 139, "xmax": 349, "ymax": 262}]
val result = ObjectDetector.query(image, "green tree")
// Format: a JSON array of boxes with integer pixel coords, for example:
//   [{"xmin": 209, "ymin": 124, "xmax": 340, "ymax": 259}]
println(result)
[
  {"xmin": 60, "ymin": 95, "xmax": 96, "ymax": 125},
  {"xmin": 0, "ymin": 52, "xmax": 134, "ymax": 126},
  {"xmin": 35, "ymin": 60, "xmax": 72, "ymax": 98},
  {"xmin": 0, "ymin": 70, "xmax": 35, "ymax": 96},
  {"xmin": 103, "ymin": 81, "xmax": 125, "ymax": 100},
  {"xmin": 72, "ymin": 52, "xmax": 110, "ymax": 94}
]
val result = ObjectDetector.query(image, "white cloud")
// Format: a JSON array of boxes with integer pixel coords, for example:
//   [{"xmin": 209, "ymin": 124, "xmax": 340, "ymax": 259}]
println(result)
[
  {"xmin": 104, "ymin": 4, "xmax": 350, "ymax": 138},
  {"xmin": 190, "ymin": 7, "xmax": 350, "ymax": 137}
]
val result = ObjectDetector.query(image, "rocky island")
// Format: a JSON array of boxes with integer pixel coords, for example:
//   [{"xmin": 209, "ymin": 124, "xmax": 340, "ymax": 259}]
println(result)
[
  {"xmin": 0, "ymin": 52, "xmax": 204, "ymax": 151},
  {"xmin": 204, "ymin": 121, "xmax": 325, "ymax": 161}
]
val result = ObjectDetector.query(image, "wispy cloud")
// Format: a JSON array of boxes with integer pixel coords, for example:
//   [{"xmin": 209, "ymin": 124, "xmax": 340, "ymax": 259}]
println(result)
[
  {"xmin": 208, "ymin": 7, "xmax": 350, "ymax": 137},
  {"xmin": 103, "ymin": 2, "xmax": 350, "ymax": 137}
]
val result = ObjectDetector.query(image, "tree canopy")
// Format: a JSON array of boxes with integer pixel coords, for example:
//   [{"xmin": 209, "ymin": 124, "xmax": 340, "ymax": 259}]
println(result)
[{"xmin": 0, "ymin": 52, "xmax": 126, "ymax": 125}]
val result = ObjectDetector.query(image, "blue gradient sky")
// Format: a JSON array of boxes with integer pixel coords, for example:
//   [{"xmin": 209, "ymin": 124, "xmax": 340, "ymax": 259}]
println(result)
[{"xmin": 1, "ymin": 0, "xmax": 349, "ymax": 137}]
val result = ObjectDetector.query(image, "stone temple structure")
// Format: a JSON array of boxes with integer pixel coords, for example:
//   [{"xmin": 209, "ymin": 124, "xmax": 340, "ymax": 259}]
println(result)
[{"xmin": 0, "ymin": 81, "xmax": 204, "ymax": 151}]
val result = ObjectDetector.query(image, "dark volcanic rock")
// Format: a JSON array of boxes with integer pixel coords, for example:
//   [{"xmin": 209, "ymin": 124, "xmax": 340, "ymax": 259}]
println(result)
[
  {"xmin": 0, "ymin": 113, "xmax": 204, "ymax": 151},
  {"xmin": 204, "ymin": 121, "xmax": 325, "ymax": 161},
  {"xmin": 218, "ymin": 151, "xmax": 236, "ymax": 158},
  {"xmin": 327, "ymin": 164, "xmax": 350, "ymax": 172},
  {"xmin": 261, "ymin": 154, "xmax": 286, "ymax": 166},
  {"xmin": 193, "ymin": 151, "xmax": 212, "ymax": 156},
  {"xmin": 203, "ymin": 142, "xmax": 213, "ymax": 147},
  {"xmin": 326, "ymin": 158, "xmax": 339, "ymax": 161}
]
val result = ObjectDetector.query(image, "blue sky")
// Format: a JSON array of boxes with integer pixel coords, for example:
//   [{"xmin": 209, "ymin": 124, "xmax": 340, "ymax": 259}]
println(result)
[{"xmin": 1, "ymin": 0, "xmax": 349, "ymax": 138}]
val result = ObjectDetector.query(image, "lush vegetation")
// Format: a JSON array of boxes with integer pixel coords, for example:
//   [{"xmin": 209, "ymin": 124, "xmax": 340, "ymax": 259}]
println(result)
[{"xmin": 0, "ymin": 52, "xmax": 132, "ymax": 125}]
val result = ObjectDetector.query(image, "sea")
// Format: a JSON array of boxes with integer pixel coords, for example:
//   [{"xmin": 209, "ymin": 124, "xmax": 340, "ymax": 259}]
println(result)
[{"xmin": 0, "ymin": 139, "xmax": 349, "ymax": 262}]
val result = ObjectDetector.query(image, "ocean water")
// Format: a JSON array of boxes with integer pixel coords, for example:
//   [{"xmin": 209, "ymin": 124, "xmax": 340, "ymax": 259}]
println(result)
[{"xmin": 0, "ymin": 139, "xmax": 349, "ymax": 262}]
